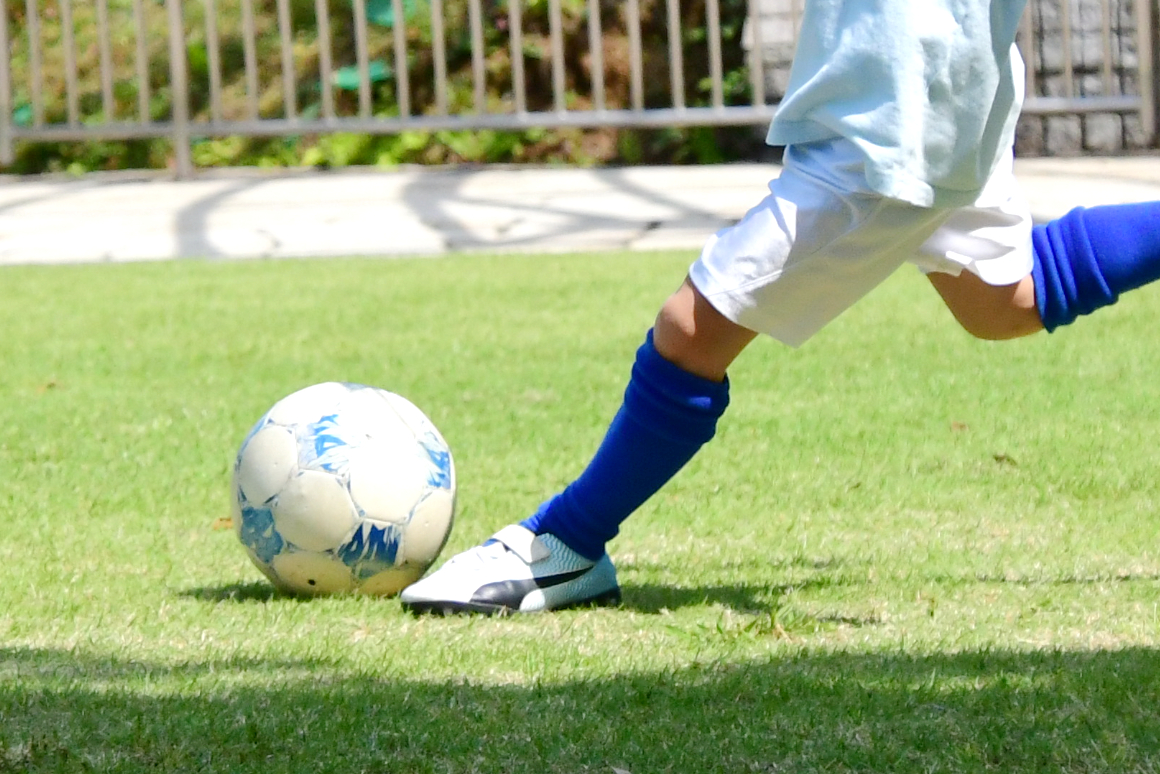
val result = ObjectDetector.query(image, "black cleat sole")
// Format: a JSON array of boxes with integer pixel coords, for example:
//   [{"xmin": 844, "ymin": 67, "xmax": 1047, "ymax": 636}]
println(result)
[{"xmin": 402, "ymin": 587, "xmax": 622, "ymax": 617}]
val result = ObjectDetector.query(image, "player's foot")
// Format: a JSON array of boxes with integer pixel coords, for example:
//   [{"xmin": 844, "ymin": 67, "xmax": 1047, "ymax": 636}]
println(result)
[{"xmin": 400, "ymin": 524, "xmax": 620, "ymax": 615}]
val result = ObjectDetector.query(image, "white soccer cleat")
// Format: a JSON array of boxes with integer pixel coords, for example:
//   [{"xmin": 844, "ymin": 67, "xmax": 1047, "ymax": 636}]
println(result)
[{"xmin": 399, "ymin": 524, "xmax": 620, "ymax": 614}]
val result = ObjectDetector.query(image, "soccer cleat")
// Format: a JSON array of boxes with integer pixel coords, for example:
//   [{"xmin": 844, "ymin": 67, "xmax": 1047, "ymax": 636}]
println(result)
[{"xmin": 399, "ymin": 524, "xmax": 621, "ymax": 615}]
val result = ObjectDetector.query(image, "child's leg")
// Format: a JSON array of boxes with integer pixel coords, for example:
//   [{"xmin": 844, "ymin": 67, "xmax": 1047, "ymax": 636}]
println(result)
[
  {"xmin": 928, "ymin": 270, "xmax": 1041, "ymax": 340},
  {"xmin": 399, "ymin": 279, "xmax": 756, "ymax": 613},
  {"xmin": 522, "ymin": 278, "xmax": 756, "ymax": 560},
  {"xmin": 931, "ymin": 201, "xmax": 1160, "ymax": 339},
  {"xmin": 401, "ymin": 138, "xmax": 939, "ymax": 614},
  {"xmin": 652, "ymin": 277, "xmax": 761, "ymax": 381}
]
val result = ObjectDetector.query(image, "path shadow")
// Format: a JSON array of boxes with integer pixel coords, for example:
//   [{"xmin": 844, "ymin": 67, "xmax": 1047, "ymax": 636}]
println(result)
[
  {"xmin": 400, "ymin": 165, "xmax": 741, "ymax": 252},
  {"xmin": 173, "ymin": 178, "xmax": 272, "ymax": 258}
]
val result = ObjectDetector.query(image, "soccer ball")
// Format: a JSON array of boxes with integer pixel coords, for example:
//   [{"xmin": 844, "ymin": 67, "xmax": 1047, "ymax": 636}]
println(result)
[{"xmin": 231, "ymin": 382, "xmax": 455, "ymax": 596}]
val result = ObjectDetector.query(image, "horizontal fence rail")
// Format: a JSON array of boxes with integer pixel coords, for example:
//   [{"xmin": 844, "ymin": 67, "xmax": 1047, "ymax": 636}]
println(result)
[{"xmin": 0, "ymin": 0, "xmax": 1154, "ymax": 173}]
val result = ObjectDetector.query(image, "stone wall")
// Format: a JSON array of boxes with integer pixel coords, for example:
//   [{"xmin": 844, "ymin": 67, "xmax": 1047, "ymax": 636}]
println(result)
[{"xmin": 746, "ymin": 0, "xmax": 1157, "ymax": 155}]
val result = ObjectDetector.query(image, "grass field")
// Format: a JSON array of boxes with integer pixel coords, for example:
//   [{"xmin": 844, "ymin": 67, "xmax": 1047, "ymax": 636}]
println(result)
[{"xmin": 1, "ymin": 250, "xmax": 1159, "ymax": 773}]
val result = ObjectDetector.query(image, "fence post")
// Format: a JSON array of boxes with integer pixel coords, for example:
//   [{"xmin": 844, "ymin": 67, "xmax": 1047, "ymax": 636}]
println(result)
[
  {"xmin": 0, "ymin": 0, "xmax": 13, "ymax": 167},
  {"xmin": 166, "ymin": 0, "xmax": 194, "ymax": 177},
  {"xmin": 1135, "ymin": 0, "xmax": 1158, "ymax": 145}
]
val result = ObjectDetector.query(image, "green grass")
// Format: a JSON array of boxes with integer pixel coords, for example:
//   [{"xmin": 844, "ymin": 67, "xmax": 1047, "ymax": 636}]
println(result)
[{"xmin": 1, "ymin": 251, "xmax": 1159, "ymax": 773}]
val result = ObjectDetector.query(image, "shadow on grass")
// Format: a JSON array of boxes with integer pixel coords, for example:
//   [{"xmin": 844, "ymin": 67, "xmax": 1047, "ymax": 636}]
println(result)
[
  {"xmin": 179, "ymin": 579, "xmax": 871, "ymax": 626},
  {"xmin": 180, "ymin": 568, "xmax": 1160, "ymax": 610},
  {"xmin": 179, "ymin": 581, "xmax": 283, "ymax": 603},
  {"xmin": 2, "ymin": 645, "xmax": 1158, "ymax": 773},
  {"xmin": 619, "ymin": 581, "xmax": 774, "ymax": 614},
  {"xmin": 945, "ymin": 571, "xmax": 1160, "ymax": 586},
  {"xmin": 619, "ymin": 576, "xmax": 868, "ymax": 616}
]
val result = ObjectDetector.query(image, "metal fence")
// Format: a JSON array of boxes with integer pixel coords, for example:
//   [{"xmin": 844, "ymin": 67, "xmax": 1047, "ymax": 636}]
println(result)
[
  {"xmin": 0, "ymin": 0, "xmax": 1155, "ymax": 175},
  {"xmin": 1018, "ymin": 0, "xmax": 1156, "ymax": 153}
]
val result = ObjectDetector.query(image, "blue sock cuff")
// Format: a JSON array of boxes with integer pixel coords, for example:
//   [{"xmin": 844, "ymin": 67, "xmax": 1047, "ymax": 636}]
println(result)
[
  {"xmin": 1034, "ymin": 203, "xmax": 1160, "ymax": 331},
  {"xmin": 629, "ymin": 329, "xmax": 730, "ymax": 443},
  {"xmin": 1033, "ymin": 208, "xmax": 1113, "ymax": 331}
]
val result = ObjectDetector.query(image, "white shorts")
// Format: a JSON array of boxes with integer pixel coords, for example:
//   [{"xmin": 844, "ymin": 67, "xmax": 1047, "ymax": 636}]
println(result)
[{"xmin": 689, "ymin": 139, "xmax": 1034, "ymax": 347}]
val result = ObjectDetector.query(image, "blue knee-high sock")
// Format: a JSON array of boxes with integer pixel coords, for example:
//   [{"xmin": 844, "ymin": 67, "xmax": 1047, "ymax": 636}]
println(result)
[
  {"xmin": 1033, "ymin": 201, "xmax": 1160, "ymax": 331},
  {"xmin": 521, "ymin": 329, "xmax": 731, "ymax": 560}
]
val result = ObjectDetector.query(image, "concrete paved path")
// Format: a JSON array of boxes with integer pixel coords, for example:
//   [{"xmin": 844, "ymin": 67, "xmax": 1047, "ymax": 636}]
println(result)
[{"xmin": 2, "ymin": 157, "xmax": 1160, "ymax": 265}]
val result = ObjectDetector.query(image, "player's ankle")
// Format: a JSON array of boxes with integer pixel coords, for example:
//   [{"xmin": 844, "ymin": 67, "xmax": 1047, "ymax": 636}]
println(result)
[{"xmin": 519, "ymin": 517, "xmax": 606, "ymax": 562}]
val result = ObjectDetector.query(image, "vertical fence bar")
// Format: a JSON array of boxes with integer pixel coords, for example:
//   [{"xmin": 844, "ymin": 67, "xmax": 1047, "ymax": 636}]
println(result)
[
  {"xmin": 60, "ymin": 0, "xmax": 79, "ymax": 126},
  {"xmin": 1100, "ymin": 0, "xmax": 1114, "ymax": 94},
  {"xmin": 25, "ymin": 0, "xmax": 43, "ymax": 125},
  {"xmin": 509, "ymin": 0, "xmax": 527, "ymax": 113},
  {"xmin": 585, "ymin": 0, "xmax": 604, "ymax": 111},
  {"xmin": 469, "ymin": 0, "xmax": 486, "ymax": 113},
  {"xmin": 96, "ymin": 0, "xmax": 115, "ymax": 120},
  {"xmin": 1019, "ymin": 2, "xmax": 1035, "ymax": 99},
  {"xmin": 240, "ymin": 0, "xmax": 260, "ymax": 119},
  {"xmin": 747, "ymin": 0, "xmax": 764, "ymax": 106},
  {"xmin": 548, "ymin": 0, "xmax": 566, "ymax": 112},
  {"xmin": 390, "ymin": 0, "xmax": 410, "ymax": 116},
  {"xmin": 133, "ymin": 0, "xmax": 150, "ymax": 122},
  {"xmin": 0, "ymin": 0, "xmax": 12, "ymax": 165},
  {"xmin": 204, "ymin": 0, "xmax": 224, "ymax": 122},
  {"xmin": 1060, "ymin": 0, "xmax": 1074, "ymax": 97},
  {"xmin": 626, "ymin": 0, "xmax": 644, "ymax": 111},
  {"xmin": 1137, "ymin": 0, "xmax": 1156, "ymax": 142},
  {"xmin": 665, "ymin": 0, "xmax": 684, "ymax": 110},
  {"xmin": 316, "ymin": 0, "xmax": 335, "ymax": 119},
  {"xmin": 706, "ymin": 0, "xmax": 724, "ymax": 108},
  {"xmin": 431, "ymin": 0, "xmax": 448, "ymax": 115},
  {"xmin": 352, "ymin": 0, "xmax": 372, "ymax": 117},
  {"xmin": 166, "ymin": 0, "xmax": 193, "ymax": 176},
  {"xmin": 276, "ymin": 0, "xmax": 296, "ymax": 118}
]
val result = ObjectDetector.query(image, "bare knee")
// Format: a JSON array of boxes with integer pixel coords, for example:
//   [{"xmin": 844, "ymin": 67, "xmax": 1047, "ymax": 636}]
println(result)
[
  {"xmin": 652, "ymin": 278, "xmax": 757, "ymax": 381},
  {"xmin": 928, "ymin": 271, "xmax": 1044, "ymax": 341}
]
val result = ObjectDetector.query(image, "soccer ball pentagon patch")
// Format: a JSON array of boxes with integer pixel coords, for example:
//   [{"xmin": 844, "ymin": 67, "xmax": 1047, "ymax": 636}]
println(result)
[{"xmin": 232, "ymin": 382, "xmax": 455, "ymax": 596}]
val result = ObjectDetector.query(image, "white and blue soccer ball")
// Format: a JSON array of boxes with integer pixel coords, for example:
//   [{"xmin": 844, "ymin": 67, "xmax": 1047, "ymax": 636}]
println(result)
[{"xmin": 231, "ymin": 382, "xmax": 455, "ymax": 596}]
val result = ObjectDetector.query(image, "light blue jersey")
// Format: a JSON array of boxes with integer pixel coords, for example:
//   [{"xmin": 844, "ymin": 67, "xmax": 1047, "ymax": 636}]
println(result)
[{"xmin": 767, "ymin": 0, "xmax": 1028, "ymax": 208}]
